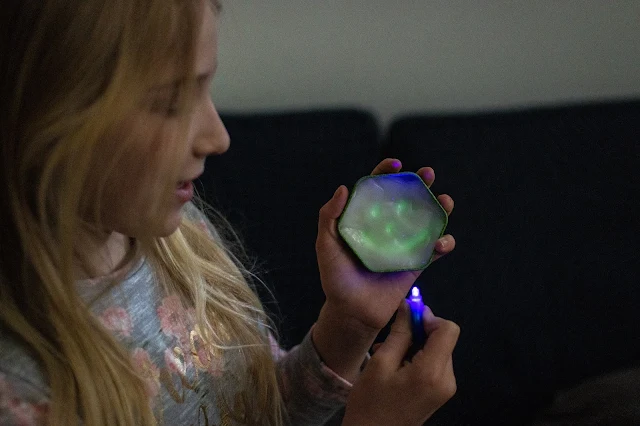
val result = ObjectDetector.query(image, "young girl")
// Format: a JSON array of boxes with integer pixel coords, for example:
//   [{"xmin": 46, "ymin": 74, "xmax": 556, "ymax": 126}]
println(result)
[{"xmin": 0, "ymin": 0, "xmax": 459, "ymax": 425}]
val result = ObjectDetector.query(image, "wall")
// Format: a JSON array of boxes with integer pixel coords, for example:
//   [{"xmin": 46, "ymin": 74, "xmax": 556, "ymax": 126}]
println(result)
[{"xmin": 213, "ymin": 1, "xmax": 640, "ymax": 128}]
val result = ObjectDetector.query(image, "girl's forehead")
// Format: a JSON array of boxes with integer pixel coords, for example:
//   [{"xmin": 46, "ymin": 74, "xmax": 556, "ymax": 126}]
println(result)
[
  {"xmin": 195, "ymin": 2, "xmax": 219, "ymax": 74},
  {"xmin": 149, "ymin": 5, "xmax": 218, "ymax": 87}
]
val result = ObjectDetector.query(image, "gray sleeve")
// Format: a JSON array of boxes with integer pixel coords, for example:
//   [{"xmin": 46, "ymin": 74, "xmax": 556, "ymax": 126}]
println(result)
[
  {"xmin": 276, "ymin": 328, "xmax": 369, "ymax": 426},
  {"xmin": 0, "ymin": 365, "xmax": 50, "ymax": 425},
  {"xmin": 0, "ymin": 330, "xmax": 50, "ymax": 424}
]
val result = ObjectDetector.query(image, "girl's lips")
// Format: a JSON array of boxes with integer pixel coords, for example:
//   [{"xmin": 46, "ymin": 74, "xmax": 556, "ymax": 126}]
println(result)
[{"xmin": 176, "ymin": 180, "xmax": 194, "ymax": 203}]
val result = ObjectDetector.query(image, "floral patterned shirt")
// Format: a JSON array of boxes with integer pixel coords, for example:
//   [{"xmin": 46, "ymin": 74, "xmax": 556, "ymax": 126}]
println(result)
[{"xmin": 0, "ymin": 203, "xmax": 360, "ymax": 425}]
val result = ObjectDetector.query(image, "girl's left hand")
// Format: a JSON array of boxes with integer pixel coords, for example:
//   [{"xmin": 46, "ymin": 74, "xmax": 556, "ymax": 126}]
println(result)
[{"xmin": 315, "ymin": 158, "xmax": 456, "ymax": 334}]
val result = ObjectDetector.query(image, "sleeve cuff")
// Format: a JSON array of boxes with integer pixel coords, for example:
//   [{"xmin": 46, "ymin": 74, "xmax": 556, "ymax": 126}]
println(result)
[{"xmin": 294, "ymin": 324, "xmax": 370, "ymax": 403}]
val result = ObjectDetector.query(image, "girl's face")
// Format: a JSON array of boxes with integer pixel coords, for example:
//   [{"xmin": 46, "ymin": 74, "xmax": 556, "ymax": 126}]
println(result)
[{"xmin": 99, "ymin": 4, "xmax": 228, "ymax": 239}]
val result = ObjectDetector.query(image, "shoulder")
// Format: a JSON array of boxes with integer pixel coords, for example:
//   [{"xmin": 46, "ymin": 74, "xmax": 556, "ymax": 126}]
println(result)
[
  {"xmin": 0, "ymin": 329, "xmax": 48, "ymax": 395},
  {"xmin": 182, "ymin": 200, "xmax": 207, "ymax": 222},
  {"xmin": 182, "ymin": 201, "xmax": 222, "ymax": 242},
  {"xmin": 0, "ymin": 328, "xmax": 50, "ymax": 424}
]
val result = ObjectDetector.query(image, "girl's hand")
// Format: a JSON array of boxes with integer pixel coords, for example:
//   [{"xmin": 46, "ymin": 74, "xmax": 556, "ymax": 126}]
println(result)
[
  {"xmin": 342, "ymin": 301, "xmax": 460, "ymax": 426},
  {"xmin": 315, "ymin": 158, "xmax": 455, "ymax": 333}
]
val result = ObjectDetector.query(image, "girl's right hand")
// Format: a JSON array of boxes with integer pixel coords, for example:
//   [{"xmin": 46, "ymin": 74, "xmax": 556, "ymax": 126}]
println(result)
[{"xmin": 342, "ymin": 301, "xmax": 460, "ymax": 426}]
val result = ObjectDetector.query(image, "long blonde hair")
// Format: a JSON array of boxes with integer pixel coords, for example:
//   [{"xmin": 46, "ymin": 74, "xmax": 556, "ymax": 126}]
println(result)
[{"xmin": 0, "ymin": 0, "xmax": 284, "ymax": 424}]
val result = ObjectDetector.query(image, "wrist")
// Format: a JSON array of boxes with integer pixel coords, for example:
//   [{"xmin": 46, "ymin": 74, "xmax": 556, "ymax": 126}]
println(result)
[
  {"xmin": 311, "ymin": 303, "xmax": 379, "ymax": 383},
  {"xmin": 317, "ymin": 302, "xmax": 381, "ymax": 341}
]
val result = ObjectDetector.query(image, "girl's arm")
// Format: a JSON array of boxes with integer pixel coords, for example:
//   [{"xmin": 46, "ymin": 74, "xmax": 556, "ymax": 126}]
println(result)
[{"xmin": 270, "ymin": 326, "xmax": 366, "ymax": 426}]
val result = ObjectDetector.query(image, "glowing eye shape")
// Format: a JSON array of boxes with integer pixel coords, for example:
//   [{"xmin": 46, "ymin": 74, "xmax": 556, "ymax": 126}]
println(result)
[
  {"xmin": 338, "ymin": 172, "xmax": 448, "ymax": 272},
  {"xmin": 369, "ymin": 204, "xmax": 381, "ymax": 218},
  {"xmin": 396, "ymin": 200, "xmax": 408, "ymax": 216}
]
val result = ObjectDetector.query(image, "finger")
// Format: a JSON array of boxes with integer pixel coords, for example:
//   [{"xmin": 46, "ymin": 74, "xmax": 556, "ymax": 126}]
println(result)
[
  {"xmin": 372, "ymin": 300, "xmax": 413, "ymax": 371},
  {"xmin": 442, "ymin": 357, "xmax": 458, "ymax": 399},
  {"xmin": 437, "ymin": 194, "xmax": 454, "ymax": 216},
  {"xmin": 422, "ymin": 304, "xmax": 435, "ymax": 322},
  {"xmin": 413, "ymin": 317, "xmax": 460, "ymax": 369},
  {"xmin": 370, "ymin": 158, "xmax": 402, "ymax": 175},
  {"xmin": 445, "ymin": 357, "xmax": 456, "ymax": 387},
  {"xmin": 370, "ymin": 343, "xmax": 383, "ymax": 354},
  {"xmin": 417, "ymin": 167, "xmax": 435, "ymax": 187},
  {"xmin": 433, "ymin": 235, "xmax": 456, "ymax": 259},
  {"xmin": 316, "ymin": 185, "xmax": 349, "ymax": 249}
]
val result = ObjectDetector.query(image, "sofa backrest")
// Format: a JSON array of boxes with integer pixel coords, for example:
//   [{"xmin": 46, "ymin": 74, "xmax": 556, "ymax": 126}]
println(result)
[{"xmin": 382, "ymin": 99, "xmax": 640, "ymax": 424}]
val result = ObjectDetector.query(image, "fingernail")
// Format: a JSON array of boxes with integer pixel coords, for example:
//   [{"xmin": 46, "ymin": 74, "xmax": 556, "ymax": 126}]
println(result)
[
  {"xmin": 333, "ymin": 186, "xmax": 341, "ymax": 198},
  {"xmin": 392, "ymin": 160, "xmax": 401, "ymax": 169}
]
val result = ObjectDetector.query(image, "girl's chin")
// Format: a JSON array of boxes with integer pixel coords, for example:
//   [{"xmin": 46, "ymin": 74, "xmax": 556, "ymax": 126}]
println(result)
[{"xmin": 155, "ymin": 208, "xmax": 184, "ymax": 237}]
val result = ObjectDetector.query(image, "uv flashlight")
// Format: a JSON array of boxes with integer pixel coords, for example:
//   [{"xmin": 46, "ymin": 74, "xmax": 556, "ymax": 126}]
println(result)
[{"xmin": 406, "ymin": 286, "xmax": 427, "ymax": 360}]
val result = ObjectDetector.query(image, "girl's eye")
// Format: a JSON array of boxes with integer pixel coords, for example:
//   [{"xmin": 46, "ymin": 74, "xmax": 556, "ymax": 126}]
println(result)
[
  {"xmin": 150, "ymin": 87, "xmax": 181, "ymax": 116},
  {"xmin": 148, "ymin": 76, "xmax": 210, "ymax": 116}
]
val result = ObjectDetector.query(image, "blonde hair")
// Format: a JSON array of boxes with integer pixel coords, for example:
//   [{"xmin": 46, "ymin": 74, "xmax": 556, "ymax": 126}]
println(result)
[{"xmin": 0, "ymin": 0, "xmax": 284, "ymax": 424}]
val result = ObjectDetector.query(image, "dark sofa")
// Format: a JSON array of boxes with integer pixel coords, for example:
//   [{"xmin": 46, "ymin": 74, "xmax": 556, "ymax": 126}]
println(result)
[{"xmin": 196, "ymin": 99, "xmax": 640, "ymax": 425}]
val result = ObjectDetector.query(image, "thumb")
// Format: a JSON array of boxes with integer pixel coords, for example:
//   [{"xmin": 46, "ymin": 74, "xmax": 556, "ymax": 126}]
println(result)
[
  {"xmin": 316, "ymin": 185, "xmax": 348, "ymax": 248},
  {"xmin": 372, "ymin": 300, "xmax": 413, "ymax": 370}
]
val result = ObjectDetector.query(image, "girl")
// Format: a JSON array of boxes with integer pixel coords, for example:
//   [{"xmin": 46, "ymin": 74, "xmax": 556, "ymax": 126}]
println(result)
[{"xmin": 0, "ymin": 0, "xmax": 459, "ymax": 425}]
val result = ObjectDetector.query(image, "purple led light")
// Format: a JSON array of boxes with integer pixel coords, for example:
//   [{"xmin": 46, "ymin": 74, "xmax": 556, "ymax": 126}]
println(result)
[
  {"xmin": 407, "ymin": 286, "xmax": 424, "ymax": 316},
  {"xmin": 411, "ymin": 286, "xmax": 420, "ymax": 299},
  {"xmin": 405, "ymin": 285, "xmax": 427, "ymax": 360}
]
